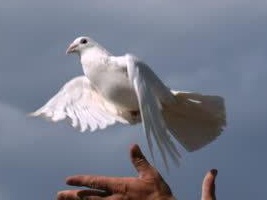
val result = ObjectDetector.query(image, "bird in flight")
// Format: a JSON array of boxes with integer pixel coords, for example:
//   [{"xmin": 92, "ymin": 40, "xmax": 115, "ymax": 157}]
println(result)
[{"xmin": 31, "ymin": 36, "xmax": 226, "ymax": 168}]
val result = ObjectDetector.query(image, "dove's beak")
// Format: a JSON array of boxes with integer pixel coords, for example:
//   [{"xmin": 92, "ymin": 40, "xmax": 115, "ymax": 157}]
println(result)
[{"xmin": 66, "ymin": 43, "xmax": 78, "ymax": 54}]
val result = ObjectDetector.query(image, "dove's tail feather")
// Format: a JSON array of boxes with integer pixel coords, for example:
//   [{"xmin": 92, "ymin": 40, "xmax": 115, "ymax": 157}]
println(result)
[{"xmin": 163, "ymin": 91, "xmax": 226, "ymax": 152}]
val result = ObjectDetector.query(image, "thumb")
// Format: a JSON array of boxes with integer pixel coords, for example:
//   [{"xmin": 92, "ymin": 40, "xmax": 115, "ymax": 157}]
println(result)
[
  {"xmin": 201, "ymin": 169, "xmax": 217, "ymax": 200},
  {"xmin": 130, "ymin": 144, "xmax": 154, "ymax": 178}
]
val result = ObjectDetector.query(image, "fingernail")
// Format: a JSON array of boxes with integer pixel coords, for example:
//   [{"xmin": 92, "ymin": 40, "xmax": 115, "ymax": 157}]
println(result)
[
  {"xmin": 131, "ymin": 144, "xmax": 142, "ymax": 158},
  {"xmin": 210, "ymin": 169, "xmax": 218, "ymax": 177}
]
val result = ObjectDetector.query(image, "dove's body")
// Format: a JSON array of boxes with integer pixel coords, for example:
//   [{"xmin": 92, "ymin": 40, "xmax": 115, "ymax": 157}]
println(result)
[
  {"xmin": 81, "ymin": 47, "xmax": 139, "ymax": 111},
  {"xmin": 31, "ymin": 36, "xmax": 226, "ymax": 167}
]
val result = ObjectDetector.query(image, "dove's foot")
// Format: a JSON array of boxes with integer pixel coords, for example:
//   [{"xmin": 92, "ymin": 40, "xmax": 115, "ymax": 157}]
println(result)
[{"xmin": 129, "ymin": 110, "xmax": 141, "ymax": 122}]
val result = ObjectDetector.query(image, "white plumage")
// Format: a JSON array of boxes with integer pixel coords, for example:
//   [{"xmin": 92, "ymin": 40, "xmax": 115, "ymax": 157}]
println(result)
[{"xmin": 31, "ymin": 36, "xmax": 226, "ymax": 167}]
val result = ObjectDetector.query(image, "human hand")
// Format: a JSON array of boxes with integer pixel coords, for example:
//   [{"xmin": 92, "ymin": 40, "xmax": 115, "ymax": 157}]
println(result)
[
  {"xmin": 57, "ymin": 144, "xmax": 218, "ymax": 200},
  {"xmin": 57, "ymin": 144, "xmax": 175, "ymax": 200}
]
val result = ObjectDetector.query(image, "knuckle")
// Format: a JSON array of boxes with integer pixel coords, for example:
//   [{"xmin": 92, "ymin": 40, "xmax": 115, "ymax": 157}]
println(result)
[
  {"xmin": 134, "ymin": 157, "xmax": 147, "ymax": 168},
  {"xmin": 113, "ymin": 182, "xmax": 128, "ymax": 194},
  {"xmin": 89, "ymin": 176, "xmax": 106, "ymax": 189},
  {"xmin": 89, "ymin": 176, "xmax": 98, "ymax": 186}
]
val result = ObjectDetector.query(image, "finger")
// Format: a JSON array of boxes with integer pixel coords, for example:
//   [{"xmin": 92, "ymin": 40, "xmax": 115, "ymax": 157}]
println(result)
[
  {"xmin": 57, "ymin": 189, "xmax": 108, "ymax": 200},
  {"xmin": 57, "ymin": 190, "xmax": 82, "ymax": 200},
  {"xmin": 82, "ymin": 197, "xmax": 103, "ymax": 200},
  {"xmin": 130, "ymin": 144, "xmax": 156, "ymax": 178},
  {"xmin": 78, "ymin": 189, "xmax": 110, "ymax": 198},
  {"xmin": 66, "ymin": 175, "xmax": 126, "ymax": 193},
  {"xmin": 201, "ymin": 169, "xmax": 217, "ymax": 200},
  {"xmin": 82, "ymin": 194, "xmax": 124, "ymax": 200}
]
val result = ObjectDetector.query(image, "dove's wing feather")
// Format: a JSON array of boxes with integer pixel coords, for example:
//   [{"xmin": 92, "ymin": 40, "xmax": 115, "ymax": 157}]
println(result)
[
  {"xmin": 125, "ymin": 54, "xmax": 181, "ymax": 167},
  {"xmin": 164, "ymin": 90, "xmax": 226, "ymax": 152},
  {"xmin": 30, "ymin": 76, "xmax": 128, "ymax": 132}
]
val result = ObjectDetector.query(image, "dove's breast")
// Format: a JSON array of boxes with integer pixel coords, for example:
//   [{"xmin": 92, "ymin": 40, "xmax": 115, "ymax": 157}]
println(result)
[{"xmin": 83, "ymin": 62, "xmax": 139, "ymax": 111}]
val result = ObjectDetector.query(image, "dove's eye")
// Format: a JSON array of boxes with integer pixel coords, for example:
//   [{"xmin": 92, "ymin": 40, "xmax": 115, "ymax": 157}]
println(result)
[{"xmin": 80, "ymin": 38, "xmax": 88, "ymax": 44}]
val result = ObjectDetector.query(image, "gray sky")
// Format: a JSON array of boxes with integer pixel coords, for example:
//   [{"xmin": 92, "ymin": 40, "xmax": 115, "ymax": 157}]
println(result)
[{"xmin": 0, "ymin": 0, "xmax": 267, "ymax": 199}]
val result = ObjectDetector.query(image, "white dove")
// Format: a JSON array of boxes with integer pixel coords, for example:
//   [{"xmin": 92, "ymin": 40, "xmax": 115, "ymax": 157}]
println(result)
[{"xmin": 31, "ymin": 36, "xmax": 226, "ymax": 167}]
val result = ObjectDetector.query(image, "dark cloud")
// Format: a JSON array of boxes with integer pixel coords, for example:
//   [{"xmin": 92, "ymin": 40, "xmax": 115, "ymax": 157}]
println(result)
[
  {"xmin": 0, "ymin": 102, "xmax": 142, "ymax": 200},
  {"xmin": 1, "ymin": 0, "xmax": 267, "ymax": 110},
  {"xmin": 0, "ymin": 0, "xmax": 267, "ymax": 199}
]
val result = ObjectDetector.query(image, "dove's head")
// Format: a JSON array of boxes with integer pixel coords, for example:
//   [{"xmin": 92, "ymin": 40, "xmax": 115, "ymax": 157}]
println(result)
[{"xmin": 66, "ymin": 36, "xmax": 96, "ymax": 54}]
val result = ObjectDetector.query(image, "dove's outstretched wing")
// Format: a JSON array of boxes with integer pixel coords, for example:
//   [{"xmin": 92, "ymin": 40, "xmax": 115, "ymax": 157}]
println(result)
[
  {"xmin": 30, "ymin": 76, "xmax": 128, "ymax": 132},
  {"xmin": 124, "ymin": 54, "xmax": 181, "ymax": 168}
]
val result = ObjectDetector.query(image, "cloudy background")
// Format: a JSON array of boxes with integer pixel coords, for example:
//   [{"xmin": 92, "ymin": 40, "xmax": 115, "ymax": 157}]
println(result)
[{"xmin": 1, "ymin": 0, "xmax": 267, "ymax": 199}]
